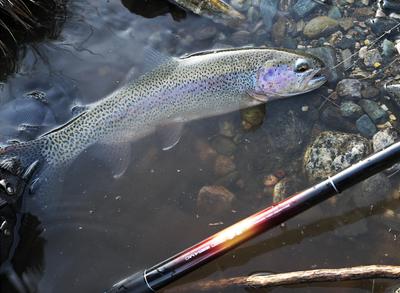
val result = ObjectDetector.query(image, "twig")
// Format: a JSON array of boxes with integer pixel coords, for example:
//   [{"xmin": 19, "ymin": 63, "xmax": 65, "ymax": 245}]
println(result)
[{"xmin": 168, "ymin": 265, "xmax": 400, "ymax": 292}]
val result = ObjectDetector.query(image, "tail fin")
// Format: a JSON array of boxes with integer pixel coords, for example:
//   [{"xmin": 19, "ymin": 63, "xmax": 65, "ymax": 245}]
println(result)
[{"xmin": 0, "ymin": 137, "xmax": 50, "ymax": 184}]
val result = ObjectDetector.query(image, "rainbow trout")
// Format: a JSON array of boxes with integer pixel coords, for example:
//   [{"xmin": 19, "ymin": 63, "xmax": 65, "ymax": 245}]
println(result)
[{"xmin": 0, "ymin": 47, "xmax": 326, "ymax": 186}]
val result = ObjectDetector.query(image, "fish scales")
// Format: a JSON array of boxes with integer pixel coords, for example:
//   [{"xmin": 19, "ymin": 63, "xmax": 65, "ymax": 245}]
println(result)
[{"xmin": 0, "ymin": 48, "xmax": 327, "ymax": 175}]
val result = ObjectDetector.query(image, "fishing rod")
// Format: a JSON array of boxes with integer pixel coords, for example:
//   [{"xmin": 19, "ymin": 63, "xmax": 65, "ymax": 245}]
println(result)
[{"xmin": 106, "ymin": 140, "xmax": 400, "ymax": 293}]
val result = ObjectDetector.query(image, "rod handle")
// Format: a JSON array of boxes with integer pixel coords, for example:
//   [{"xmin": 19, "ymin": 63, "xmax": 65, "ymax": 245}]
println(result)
[{"xmin": 105, "ymin": 271, "xmax": 153, "ymax": 293}]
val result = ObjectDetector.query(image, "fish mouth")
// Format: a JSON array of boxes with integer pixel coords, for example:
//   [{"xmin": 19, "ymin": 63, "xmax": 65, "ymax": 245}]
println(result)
[{"xmin": 306, "ymin": 68, "xmax": 327, "ymax": 89}]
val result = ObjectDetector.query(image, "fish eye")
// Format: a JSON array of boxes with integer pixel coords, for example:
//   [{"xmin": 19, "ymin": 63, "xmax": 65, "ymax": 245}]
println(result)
[{"xmin": 294, "ymin": 59, "xmax": 310, "ymax": 73}]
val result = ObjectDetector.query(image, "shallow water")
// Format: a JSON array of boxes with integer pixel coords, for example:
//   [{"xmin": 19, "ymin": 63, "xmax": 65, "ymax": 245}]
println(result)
[{"xmin": 1, "ymin": 1, "xmax": 400, "ymax": 292}]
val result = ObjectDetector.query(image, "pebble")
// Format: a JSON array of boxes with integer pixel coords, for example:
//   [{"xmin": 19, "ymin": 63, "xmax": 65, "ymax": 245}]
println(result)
[
  {"xmin": 214, "ymin": 155, "xmax": 236, "ymax": 177},
  {"xmin": 340, "ymin": 101, "xmax": 364, "ymax": 120},
  {"xmin": 362, "ymin": 48, "xmax": 383, "ymax": 68},
  {"xmin": 356, "ymin": 114, "xmax": 378, "ymax": 137},
  {"xmin": 359, "ymin": 99, "xmax": 389, "ymax": 124},
  {"xmin": 336, "ymin": 79, "xmax": 362, "ymax": 99},
  {"xmin": 197, "ymin": 185, "xmax": 235, "ymax": 215},
  {"xmin": 195, "ymin": 140, "xmax": 217, "ymax": 162},
  {"xmin": 303, "ymin": 16, "xmax": 338, "ymax": 38},
  {"xmin": 218, "ymin": 119, "xmax": 235, "ymax": 138},
  {"xmin": 304, "ymin": 131, "xmax": 371, "ymax": 182}
]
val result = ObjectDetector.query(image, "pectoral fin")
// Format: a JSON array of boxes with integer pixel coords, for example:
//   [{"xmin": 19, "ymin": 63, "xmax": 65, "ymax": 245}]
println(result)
[
  {"xmin": 157, "ymin": 121, "xmax": 184, "ymax": 151},
  {"xmin": 246, "ymin": 91, "xmax": 270, "ymax": 102},
  {"xmin": 93, "ymin": 143, "xmax": 132, "ymax": 179}
]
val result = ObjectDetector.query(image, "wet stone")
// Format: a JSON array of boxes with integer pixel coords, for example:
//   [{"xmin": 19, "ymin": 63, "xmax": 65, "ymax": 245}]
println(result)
[
  {"xmin": 218, "ymin": 119, "xmax": 235, "ymax": 138},
  {"xmin": 336, "ymin": 79, "xmax": 362, "ymax": 99},
  {"xmin": 372, "ymin": 128, "xmax": 398, "ymax": 152},
  {"xmin": 303, "ymin": 16, "xmax": 338, "ymax": 38},
  {"xmin": 340, "ymin": 101, "xmax": 364, "ymax": 120},
  {"xmin": 359, "ymin": 99, "xmax": 389, "ymax": 124},
  {"xmin": 356, "ymin": 114, "xmax": 377, "ymax": 137},
  {"xmin": 291, "ymin": 0, "xmax": 321, "ymax": 19},
  {"xmin": 304, "ymin": 131, "xmax": 371, "ymax": 182},
  {"xmin": 382, "ymin": 39, "xmax": 396, "ymax": 58},
  {"xmin": 211, "ymin": 136, "xmax": 236, "ymax": 156},
  {"xmin": 231, "ymin": 30, "xmax": 252, "ymax": 45},
  {"xmin": 362, "ymin": 48, "xmax": 383, "ymax": 68},
  {"xmin": 197, "ymin": 185, "xmax": 235, "ymax": 215}
]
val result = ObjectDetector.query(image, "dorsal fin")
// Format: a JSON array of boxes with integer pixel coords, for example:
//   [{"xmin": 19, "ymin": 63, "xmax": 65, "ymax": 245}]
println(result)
[{"xmin": 39, "ymin": 111, "xmax": 87, "ymax": 137}]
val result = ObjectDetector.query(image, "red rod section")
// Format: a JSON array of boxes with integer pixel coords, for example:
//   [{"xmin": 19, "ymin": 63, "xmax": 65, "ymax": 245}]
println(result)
[{"xmin": 107, "ymin": 141, "xmax": 400, "ymax": 293}]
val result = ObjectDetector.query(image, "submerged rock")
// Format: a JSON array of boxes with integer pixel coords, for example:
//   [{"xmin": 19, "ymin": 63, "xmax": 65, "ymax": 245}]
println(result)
[
  {"xmin": 306, "ymin": 46, "xmax": 340, "ymax": 83},
  {"xmin": 260, "ymin": 0, "xmax": 279, "ymax": 31},
  {"xmin": 214, "ymin": 155, "xmax": 236, "ymax": 176},
  {"xmin": 340, "ymin": 101, "xmax": 364, "ymax": 120},
  {"xmin": 291, "ymin": 0, "xmax": 321, "ymax": 19},
  {"xmin": 272, "ymin": 177, "xmax": 303, "ymax": 203},
  {"xmin": 211, "ymin": 136, "xmax": 236, "ymax": 156},
  {"xmin": 321, "ymin": 105, "xmax": 357, "ymax": 132},
  {"xmin": 241, "ymin": 105, "xmax": 265, "ymax": 130},
  {"xmin": 303, "ymin": 16, "xmax": 338, "ymax": 39},
  {"xmin": 359, "ymin": 99, "xmax": 388, "ymax": 124},
  {"xmin": 356, "ymin": 114, "xmax": 377, "ymax": 138},
  {"xmin": 372, "ymin": 128, "xmax": 398, "ymax": 152},
  {"xmin": 304, "ymin": 131, "xmax": 371, "ymax": 182},
  {"xmin": 362, "ymin": 48, "xmax": 383, "ymax": 68},
  {"xmin": 197, "ymin": 185, "xmax": 235, "ymax": 215},
  {"xmin": 336, "ymin": 79, "xmax": 362, "ymax": 99}
]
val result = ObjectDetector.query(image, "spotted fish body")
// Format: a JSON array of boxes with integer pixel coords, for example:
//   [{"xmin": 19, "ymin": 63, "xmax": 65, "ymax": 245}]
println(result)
[{"xmin": 0, "ymin": 48, "xmax": 326, "ymax": 174}]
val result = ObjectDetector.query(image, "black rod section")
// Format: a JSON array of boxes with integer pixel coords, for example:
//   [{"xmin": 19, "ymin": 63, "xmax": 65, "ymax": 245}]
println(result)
[{"xmin": 106, "ymin": 141, "xmax": 400, "ymax": 293}]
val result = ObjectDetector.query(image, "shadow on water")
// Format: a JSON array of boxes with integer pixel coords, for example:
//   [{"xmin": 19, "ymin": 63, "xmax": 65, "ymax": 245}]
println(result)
[{"xmin": 121, "ymin": 0, "xmax": 186, "ymax": 21}]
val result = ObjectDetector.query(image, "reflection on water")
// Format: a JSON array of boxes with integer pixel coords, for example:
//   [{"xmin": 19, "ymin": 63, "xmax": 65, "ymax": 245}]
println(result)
[{"xmin": 0, "ymin": 0, "xmax": 399, "ymax": 292}]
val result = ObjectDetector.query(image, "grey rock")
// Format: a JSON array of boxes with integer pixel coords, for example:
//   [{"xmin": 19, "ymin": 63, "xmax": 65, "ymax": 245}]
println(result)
[
  {"xmin": 328, "ymin": 6, "xmax": 342, "ymax": 19},
  {"xmin": 211, "ymin": 136, "xmax": 237, "ymax": 156},
  {"xmin": 361, "ymin": 86, "xmax": 380, "ymax": 100},
  {"xmin": 194, "ymin": 26, "xmax": 218, "ymax": 41},
  {"xmin": 230, "ymin": 0, "xmax": 251, "ymax": 11},
  {"xmin": 291, "ymin": 0, "xmax": 321, "ymax": 19},
  {"xmin": 359, "ymin": 99, "xmax": 388, "ymax": 124},
  {"xmin": 340, "ymin": 101, "xmax": 364, "ymax": 120},
  {"xmin": 334, "ymin": 218, "xmax": 368, "ymax": 238},
  {"xmin": 356, "ymin": 114, "xmax": 377, "ymax": 137},
  {"xmin": 304, "ymin": 131, "xmax": 371, "ymax": 182},
  {"xmin": 264, "ymin": 109, "xmax": 311, "ymax": 155},
  {"xmin": 303, "ymin": 16, "xmax": 338, "ymax": 38},
  {"xmin": 260, "ymin": 0, "xmax": 279, "ymax": 31},
  {"xmin": 354, "ymin": 173, "xmax": 391, "ymax": 207},
  {"xmin": 382, "ymin": 38, "xmax": 396, "ymax": 58},
  {"xmin": 340, "ymin": 49, "xmax": 354, "ymax": 71},
  {"xmin": 218, "ymin": 119, "xmax": 235, "ymax": 138},
  {"xmin": 372, "ymin": 128, "xmax": 398, "ymax": 152},
  {"xmin": 230, "ymin": 30, "xmax": 252, "ymax": 45},
  {"xmin": 336, "ymin": 79, "xmax": 362, "ymax": 99},
  {"xmin": 363, "ymin": 48, "xmax": 383, "ymax": 67}
]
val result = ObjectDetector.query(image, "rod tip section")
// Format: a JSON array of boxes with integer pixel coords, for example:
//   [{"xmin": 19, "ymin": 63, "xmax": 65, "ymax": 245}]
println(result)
[{"xmin": 105, "ymin": 271, "xmax": 153, "ymax": 293}]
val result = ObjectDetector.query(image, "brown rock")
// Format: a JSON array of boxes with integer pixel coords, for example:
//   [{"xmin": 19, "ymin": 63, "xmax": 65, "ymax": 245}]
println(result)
[{"xmin": 197, "ymin": 185, "xmax": 235, "ymax": 215}]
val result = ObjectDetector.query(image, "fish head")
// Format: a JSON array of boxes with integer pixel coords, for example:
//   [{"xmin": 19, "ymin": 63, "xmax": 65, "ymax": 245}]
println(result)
[{"xmin": 253, "ymin": 51, "xmax": 327, "ymax": 100}]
